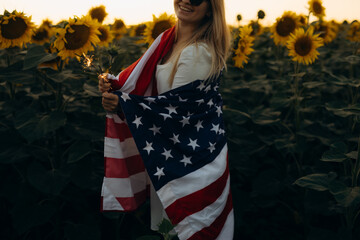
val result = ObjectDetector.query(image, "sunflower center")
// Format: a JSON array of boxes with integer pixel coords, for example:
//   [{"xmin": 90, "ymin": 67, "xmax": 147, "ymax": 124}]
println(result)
[
  {"xmin": 32, "ymin": 28, "xmax": 49, "ymax": 41},
  {"xmin": 98, "ymin": 27, "xmax": 108, "ymax": 42},
  {"xmin": 114, "ymin": 20, "xmax": 125, "ymax": 30},
  {"xmin": 317, "ymin": 25, "xmax": 328, "ymax": 38},
  {"xmin": 64, "ymin": 24, "xmax": 90, "ymax": 50},
  {"xmin": 295, "ymin": 36, "xmax": 312, "ymax": 56},
  {"xmin": 276, "ymin": 17, "xmax": 296, "ymax": 37},
  {"xmin": 151, "ymin": 20, "xmax": 172, "ymax": 39},
  {"xmin": 135, "ymin": 24, "xmax": 146, "ymax": 36},
  {"xmin": 1, "ymin": 17, "xmax": 27, "ymax": 39},
  {"xmin": 312, "ymin": 2, "xmax": 323, "ymax": 14},
  {"xmin": 91, "ymin": 8, "xmax": 106, "ymax": 23}
]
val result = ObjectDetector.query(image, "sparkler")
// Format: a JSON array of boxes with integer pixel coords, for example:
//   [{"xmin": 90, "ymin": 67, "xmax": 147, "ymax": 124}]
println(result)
[{"xmin": 81, "ymin": 53, "xmax": 112, "ymax": 91}]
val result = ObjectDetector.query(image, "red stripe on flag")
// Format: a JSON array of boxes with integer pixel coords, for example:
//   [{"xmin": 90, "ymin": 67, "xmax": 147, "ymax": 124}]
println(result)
[
  {"xmin": 165, "ymin": 161, "xmax": 230, "ymax": 225},
  {"xmin": 188, "ymin": 192, "xmax": 233, "ymax": 240},
  {"xmin": 106, "ymin": 117, "xmax": 133, "ymax": 140},
  {"xmin": 104, "ymin": 155, "xmax": 145, "ymax": 178},
  {"xmin": 131, "ymin": 27, "xmax": 175, "ymax": 96}
]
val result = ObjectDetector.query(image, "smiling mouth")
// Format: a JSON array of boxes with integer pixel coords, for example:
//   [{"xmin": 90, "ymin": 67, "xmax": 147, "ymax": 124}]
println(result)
[{"xmin": 179, "ymin": 5, "xmax": 193, "ymax": 12}]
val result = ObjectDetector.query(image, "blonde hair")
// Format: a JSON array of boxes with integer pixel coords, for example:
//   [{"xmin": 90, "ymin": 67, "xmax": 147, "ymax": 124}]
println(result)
[{"xmin": 168, "ymin": 0, "xmax": 231, "ymax": 86}]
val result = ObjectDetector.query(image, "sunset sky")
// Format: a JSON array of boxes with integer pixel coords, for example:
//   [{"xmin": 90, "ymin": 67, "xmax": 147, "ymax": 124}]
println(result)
[{"xmin": 1, "ymin": 0, "xmax": 359, "ymax": 26}]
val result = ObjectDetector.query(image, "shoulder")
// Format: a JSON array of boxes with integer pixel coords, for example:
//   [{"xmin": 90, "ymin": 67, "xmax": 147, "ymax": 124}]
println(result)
[{"xmin": 178, "ymin": 43, "xmax": 212, "ymax": 64}]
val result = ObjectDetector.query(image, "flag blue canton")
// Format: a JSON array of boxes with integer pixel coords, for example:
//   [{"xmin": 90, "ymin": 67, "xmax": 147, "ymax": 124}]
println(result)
[{"xmin": 115, "ymin": 79, "xmax": 227, "ymax": 191}]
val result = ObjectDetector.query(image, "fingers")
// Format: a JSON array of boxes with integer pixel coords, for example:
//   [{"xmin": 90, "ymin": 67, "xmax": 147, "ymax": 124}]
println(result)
[
  {"xmin": 102, "ymin": 92, "xmax": 119, "ymax": 112},
  {"xmin": 98, "ymin": 74, "xmax": 111, "ymax": 92}
]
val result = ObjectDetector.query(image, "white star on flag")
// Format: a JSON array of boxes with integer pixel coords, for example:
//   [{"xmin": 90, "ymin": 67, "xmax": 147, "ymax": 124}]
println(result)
[
  {"xmin": 194, "ymin": 120, "xmax": 204, "ymax": 132},
  {"xmin": 188, "ymin": 138, "xmax": 200, "ymax": 150},
  {"xmin": 143, "ymin": 141, "xmax": 154, "ymax": 155},
  {"xmin": 158, "ymin": 96, "xmax": 167, "ymax": 100},
  {"xmin": 149, "ymin": 124, "xmax": 161, "ymax": 135},
  {"xmin": 216, "ymin": 105, "xmax": 222, "ymax": 117},
  {"xmin": 179, "ymin": 96, "xmax": 187, "ymax": 102},
  {"xmin": 208, "ymin": 142, "xmax": 216, "ymax": 153},
  {"xmin": 166, "ymin": 104, "xmax": 178, "ymax": 115},
  {"xmin": 145, "ymin": 97, "xmax": 156, "ymax": 104},
  {"xmin": 197, "ymin": 82, "xmax": 206, "ymax": 91},
  {"xmin": 196, "ymin": 99, "xmax": 205, "ymax": 106},
  {"xmin": 180, "ymin": 155, "xmax": 192, "ymax": 167},
  {"xmin": 180, "ymin": 116, "xmax": 190, "ymax": 127},
  {"xmin": 139, "ymin": 102, "xmax": 151, "ymax": 110},
  {"xmin": 211, "ymin": 123, "xmax": 219, "ymax": 134},
  {"xmin": 204, "ymin": 85, "xmax": 211, "ymax": 93},
  {"xmin": 121, "ymin": 92, "xmax": 131, "ymax": 102},
  {"xmin": 154, "ymin": 167, "xmax": 165, "ymax": 180},
  {"xmin": 207, "ymin": 99, "xmax": 214, "ymax": 107},
  {"xmin": 160, "ymin": 113, "xmax": 172, "ymax": 120},
  {"xmin": 133, "ymin": 116, "xmax": 143, "ymax": 128},
  {"xmin": 170, "ymin": 134, "xmax": 180, "ymax": 144},
  {"xmin": 161, "ymin": 148, "xmax": 173, "ymax": 160}
]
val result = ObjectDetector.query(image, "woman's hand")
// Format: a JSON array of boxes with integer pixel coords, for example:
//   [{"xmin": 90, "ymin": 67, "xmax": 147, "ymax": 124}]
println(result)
[
  {"xmin": 98, "ymin": 73, "xmax": 111, "ymax": 93},
  {"xmin": 102, "ymin": 92, "xmax": 119, "ymax": 112}
]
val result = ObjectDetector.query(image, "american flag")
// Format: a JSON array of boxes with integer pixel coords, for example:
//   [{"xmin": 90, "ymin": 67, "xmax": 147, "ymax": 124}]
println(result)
[{"xmin": 100, "ymin": 27, "xmax": 234, "ymax": 240}]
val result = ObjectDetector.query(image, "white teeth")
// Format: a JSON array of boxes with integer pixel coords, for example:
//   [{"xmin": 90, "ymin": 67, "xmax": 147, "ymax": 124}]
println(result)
[{"xmin": 179, "ymin": 5, "xmax": 192, "ymax": 12}]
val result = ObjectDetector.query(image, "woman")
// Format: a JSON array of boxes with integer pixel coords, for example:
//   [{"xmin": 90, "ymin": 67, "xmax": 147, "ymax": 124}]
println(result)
[{"xmin": 99, "ymin": 0, "xmax": 233, "ymax": 239}]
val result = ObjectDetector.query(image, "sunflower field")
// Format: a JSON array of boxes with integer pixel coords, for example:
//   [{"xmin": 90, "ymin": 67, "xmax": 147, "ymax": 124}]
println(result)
[{"xmin": 1, "ymin": 0, "xmax": 360, "ymax": 239}]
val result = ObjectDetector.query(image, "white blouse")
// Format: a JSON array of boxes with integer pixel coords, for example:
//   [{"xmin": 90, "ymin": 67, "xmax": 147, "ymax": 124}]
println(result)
[
  {"xmin": 150, "ymin": 43, "xmax": 212, "ymax": 231},
  {"xmin": 156, "ymin": 43, "xmax": 212, "ymax": 94}
]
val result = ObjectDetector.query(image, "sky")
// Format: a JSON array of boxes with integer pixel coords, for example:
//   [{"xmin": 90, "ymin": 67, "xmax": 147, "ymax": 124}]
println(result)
[{"xmin": 1, "ymin": 0, "xmax": 359, "ymax": 27}]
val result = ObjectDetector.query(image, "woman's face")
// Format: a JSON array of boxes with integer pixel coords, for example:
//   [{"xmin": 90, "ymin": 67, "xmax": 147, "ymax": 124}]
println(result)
[{"xmin": 174, "ymin": 0, "xmax": 211, "ymax": 27}]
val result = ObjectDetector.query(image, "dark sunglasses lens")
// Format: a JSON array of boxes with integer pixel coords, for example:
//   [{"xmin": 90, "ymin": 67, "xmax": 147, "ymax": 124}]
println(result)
[{"xmin": 190, "ymin": 0, "xmax": 204, "ymax": 6}]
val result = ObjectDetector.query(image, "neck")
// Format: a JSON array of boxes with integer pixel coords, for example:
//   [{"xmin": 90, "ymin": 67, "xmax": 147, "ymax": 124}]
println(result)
[{"xmin": 176, "ymin": 21, "xmax": 198, "ymax": 44}]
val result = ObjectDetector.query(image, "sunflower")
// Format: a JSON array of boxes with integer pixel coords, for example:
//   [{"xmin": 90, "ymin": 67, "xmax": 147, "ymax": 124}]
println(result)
[
  {"xmin": 248, "ymin": 20, "xmax": 264, "ymax": 37},
  {"xmin": 88, "ymin": 5, "xmax": 108, "ymax": 23},
  {"xmin": 111, "ymin": 18, "xmax": 127, "ymax": 40},
  {"xmin": 308, "ymin": 0, "xmax": 326, "ymax": 19},
  {"xmin": 32, "ymin": 19, "xmax": 56, "ymax": 45},
  {"xmin": 347, "ymin": 21, "xmax": 360, "ymax": 42},
  {"xmin": 97, "ymin": 25, "xmax": 114, "ymax": 47},
  {"xmin": 298, "ymin": 14, "xmax": 308, "ymax": 27},
  {"xmin": 0, "ymin": 10, "xmax": 35, "ymax": 49},
  {"xmin": 233, "ymin": 25, "xmax": 255, "ymax": 68},
  {"xmin": 313, "ymin": 21, "xmax": 338, "ymax": 44},
  {"xmin": 130, "ymin": 23, "xmax": 147, "ymax": 37},
  {"xmin": 53, "ymin": 15, "xmax": 100, "ymax": 60},
  {"xmin": 286, "ymin": 27, "xmax": 324, "ymax": 65},
  {"xmin": 271, "ymin": 11, "xmax": 300, "ymax": 46},
  {"xmin": 143, "ymin": 13, "xmax": 176, "ymax": 45}
]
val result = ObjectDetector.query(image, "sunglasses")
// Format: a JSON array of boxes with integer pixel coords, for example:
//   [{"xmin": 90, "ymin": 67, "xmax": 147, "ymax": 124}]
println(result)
[{"xmin": 189, "ymin": 0, "xmax": 207, "ymax": 6}]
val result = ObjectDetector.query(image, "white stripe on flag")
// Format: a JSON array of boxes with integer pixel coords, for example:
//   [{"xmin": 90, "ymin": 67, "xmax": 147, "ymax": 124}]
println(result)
[
  {"xmin": 157, "ymin": 144, "xmax": 228, "ymax": 209},
  {"xmin": 106, "ymin": 113, "xmax": 126, "ymax": 124},
  {"xmin": 104, "ymin": 137, "xmax": 139, "ymax": 159},
  {"xmin": 101, "ymin": 172, "xmax": 147, "ymax": 198},
  {"xmin": 101, "ymin": 182, "xmax": 124, "ymax": 211},
  {"xmin": 120, "ymin": 32, "xmax": 164, "ymax": 93},
  {"xmin": 216, "ymin": 209, "xmax": 234, "ymax": 240},
  {"xmin": 174, "ymin": 176, "xmax": 231, "ymax": 240}
]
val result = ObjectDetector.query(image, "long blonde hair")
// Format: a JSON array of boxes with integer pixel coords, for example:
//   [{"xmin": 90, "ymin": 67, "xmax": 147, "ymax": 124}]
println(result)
[{"xmin": 168, "ymin": 0, "xmax": 231, "ymax": 86}]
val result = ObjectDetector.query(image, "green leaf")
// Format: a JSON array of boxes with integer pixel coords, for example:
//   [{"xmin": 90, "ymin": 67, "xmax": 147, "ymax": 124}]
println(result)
[
  {"xmin": 294, "ymin": 173, "xmax": 337, "ymax": 191},
  {"xmin": 157, "ymin": 218, "xmax": 175, "ymax": 235},
  {"xmin": 27, "ymin": 161, "xmax": 70, "ymax": 195},
  {"xmin": 329, "ymin": 181, "xmax": 360, "ymax": 208},
  {"xmin": 321, "ymin": 150, "xmax": 347, "ymax": 162},
  {"xmin": 36, "ymin": 111, "xmax": 67, "ymax": 136},
  {"xmin": 23, "ymin": 45, "xmax": 57, "ymax": 70},
  {"xmin": 67, "ymin": 141, "xmax": 92, "ymax": 163}
]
